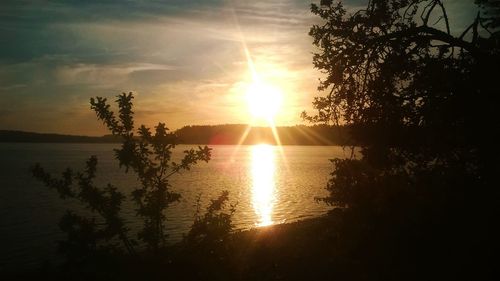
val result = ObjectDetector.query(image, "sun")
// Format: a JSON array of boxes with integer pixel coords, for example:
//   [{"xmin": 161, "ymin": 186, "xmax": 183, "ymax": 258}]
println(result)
[{"xmin": 245, "ymin": 81, "xmax": 283, "ymax": 121}]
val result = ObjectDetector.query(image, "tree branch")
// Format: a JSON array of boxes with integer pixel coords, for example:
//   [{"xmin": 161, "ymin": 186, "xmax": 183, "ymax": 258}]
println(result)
[
  {"xmin": 422, "ymin": 1, "xmax": 438, "ymax": 26},
  {"xmin": 436, "ymin": 0, "xmax": 451, "ymax": 35},
  {"xmin": 368, "ymin": 25, "xmax": 488, "ymax": 60}
]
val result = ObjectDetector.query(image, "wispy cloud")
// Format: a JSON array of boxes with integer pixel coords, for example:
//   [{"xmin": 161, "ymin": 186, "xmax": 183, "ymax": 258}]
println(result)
[{"xmin": 0, "ymin": 0, "xmax": 482, "ymax": 135}]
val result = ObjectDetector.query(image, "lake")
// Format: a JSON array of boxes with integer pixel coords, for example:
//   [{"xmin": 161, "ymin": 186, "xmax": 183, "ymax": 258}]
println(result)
[{"xmin": 0, "ymin": 143, "xmax": 352, "ymax": 271}]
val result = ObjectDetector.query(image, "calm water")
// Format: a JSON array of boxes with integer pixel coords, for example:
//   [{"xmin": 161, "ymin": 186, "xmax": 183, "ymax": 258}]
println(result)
[{"xmin": 0, "ymin": 143, "xmax": 352, "ymax": 271}]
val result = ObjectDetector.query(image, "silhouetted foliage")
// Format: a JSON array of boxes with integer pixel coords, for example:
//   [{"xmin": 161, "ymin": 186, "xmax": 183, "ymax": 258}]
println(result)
[
  {"xmin": 306, "ymin": 0, "xmax": 499, "ymax": 278},
  {"xmin": 477, "ymin": 0, "xmax": 500, "ymax": 31},
  {"xmin": 185, "ymin": 191, "xmax": 236, "ymax": 249},
  {"xmin": 31, "ymin": 93, "xmax": 217, "ymax": 274},
  {"xmin": 32, "ymin": 156, "xmax": 134, "ymax": 264},
  {"xmin": 90, "ymin": 93, "xmax": 212, "ymax": 251},
  {"xmin": 173, "ymin": 191, "xmax": 237, "ymax": 280}
]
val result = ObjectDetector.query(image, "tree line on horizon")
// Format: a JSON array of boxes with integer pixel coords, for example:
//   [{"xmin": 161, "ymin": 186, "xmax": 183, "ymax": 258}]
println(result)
[
  {"xmin": 0, "ymin": 124, "xmax": 354, "ymax": 146},
  {"xmin": 176, "ymin": 124, "xmax": 352, "ymax": 145}
]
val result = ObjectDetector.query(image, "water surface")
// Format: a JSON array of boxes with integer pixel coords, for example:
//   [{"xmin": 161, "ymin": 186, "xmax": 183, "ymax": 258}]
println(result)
[{"xmin": 0, "ymin": 143, "xmax": 353, "ymax": 271}]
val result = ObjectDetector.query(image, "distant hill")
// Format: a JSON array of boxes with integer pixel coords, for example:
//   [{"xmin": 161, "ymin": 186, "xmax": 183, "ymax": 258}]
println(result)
[
  {"xmin": 0, "ymin": 124, "xmax": 352, "ymax": 145},
  {"xmin": 0, "ymin": 130, "xmax": 121, "ymax": 143},
  {"xmin": 176, "ymin": 124, "xmax": 351, "ymax": 145}
]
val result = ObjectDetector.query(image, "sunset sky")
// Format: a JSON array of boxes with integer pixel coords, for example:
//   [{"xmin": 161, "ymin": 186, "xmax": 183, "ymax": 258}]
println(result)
[{"xmin": 0, "ymin": 0, "xmax": 479, "ymax": 136}]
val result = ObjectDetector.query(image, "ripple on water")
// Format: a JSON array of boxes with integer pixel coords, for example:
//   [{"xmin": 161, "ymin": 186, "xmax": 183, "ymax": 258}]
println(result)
[{"xmin": 0, "ymin": 143, "xmax": 357, "ymax": 271}]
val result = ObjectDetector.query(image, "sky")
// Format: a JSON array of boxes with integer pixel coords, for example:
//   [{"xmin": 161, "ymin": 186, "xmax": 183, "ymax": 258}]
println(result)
[{"xmin": 0, "ymin": 0, "xmax": 479, "ymax": 136}]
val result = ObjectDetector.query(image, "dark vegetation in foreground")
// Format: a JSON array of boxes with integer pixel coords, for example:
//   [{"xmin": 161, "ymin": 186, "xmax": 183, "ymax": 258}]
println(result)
[
  {"xmin": 302, "ymin": 0, "xmax": 498, "ymax": 279},
  {"xmin": 10, "ymin": 212, "xmax": 494, "ymax": 280},
  {"xmin": 7, "ymin": 0, "xmax": 499, "ymax": 280}
]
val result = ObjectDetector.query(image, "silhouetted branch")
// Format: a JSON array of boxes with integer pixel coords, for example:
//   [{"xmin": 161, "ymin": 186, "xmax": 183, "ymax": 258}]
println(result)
[{"xmin": 368, "ymin": 25, "xmax": 489, "ymax": 60}]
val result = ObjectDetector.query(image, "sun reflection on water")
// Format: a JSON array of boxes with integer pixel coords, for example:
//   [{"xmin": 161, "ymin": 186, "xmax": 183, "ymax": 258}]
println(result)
[{"xmin": 251, "ymin": 144, "xmax": 276, "ymax": 227}]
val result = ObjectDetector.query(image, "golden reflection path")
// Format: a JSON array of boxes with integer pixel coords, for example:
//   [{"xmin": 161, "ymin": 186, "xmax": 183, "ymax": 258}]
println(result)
[{"xmin": 251, "ymin": 144, "xmax": 276, "ymax": 227}]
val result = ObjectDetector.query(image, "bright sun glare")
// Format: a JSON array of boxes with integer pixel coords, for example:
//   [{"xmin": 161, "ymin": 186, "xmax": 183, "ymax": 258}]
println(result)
[
  {"xmin": 245, "ymin": 81, "xmax": 283, "ymax": 121},
  {"xmin": 251, "ymin": 144, "xmax": 275, "ymax": 227}
]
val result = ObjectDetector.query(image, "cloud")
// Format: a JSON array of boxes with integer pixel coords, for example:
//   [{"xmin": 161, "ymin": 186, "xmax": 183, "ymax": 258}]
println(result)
[{"xmin": 0, "ymin": 0, "xmax": 483, "ymax": 135}]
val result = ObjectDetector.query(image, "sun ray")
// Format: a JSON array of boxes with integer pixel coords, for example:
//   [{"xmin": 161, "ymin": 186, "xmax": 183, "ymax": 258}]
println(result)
[
  {"xmin": 294, "ymin": 126, "xmax": 333, "ymax": 145},
  {"xmin": 268, "ymin": 120, "xmax": 289, "ymax": 171},
  {"xmin": 226, "ymin": 124, "xmax": 253, "ymax": 166},
  {"xmin": 229, "ymin": 5, "xmax": 287, "ymax": 173}
]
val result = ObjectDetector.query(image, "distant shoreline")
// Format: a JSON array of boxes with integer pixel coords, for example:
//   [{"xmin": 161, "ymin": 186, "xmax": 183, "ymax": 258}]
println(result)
[
  {"xmin": 0, "ymin": 130, "xmax": 121, "ymax": 144},
  {"xmin": 1, "ymin": 125, "xmax": 352, "ymax": 146},
  {"xmin": 0, "ymin": 141, "xmax": 346, "ymax": 146}
]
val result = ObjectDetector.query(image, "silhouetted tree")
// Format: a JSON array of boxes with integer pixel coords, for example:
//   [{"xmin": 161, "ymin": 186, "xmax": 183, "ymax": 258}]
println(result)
[
  {"xmin": 476, "ymin": 0, "xmax": 500, "ymax": 31},
  {"xmin": 306, "ymin": 0, "xmax": 499, "ymax": 278},
  {"xmin": 185, "ymin": 190, "xmax": 236, "ymax": 249},
  {"xmin": 32, "ymin": 93, "xmax": 212, "ymax": 264},
  {"xmin": 90, "ymin": 93, "xmax": 212, "ymax": 251},
  {"xmin": 177, "ymin": 191, "xmax": 237, "ymax": 280},
  {"xmin": 32, "ymin": 156, "xmax": 134, "ymax": 264}
]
